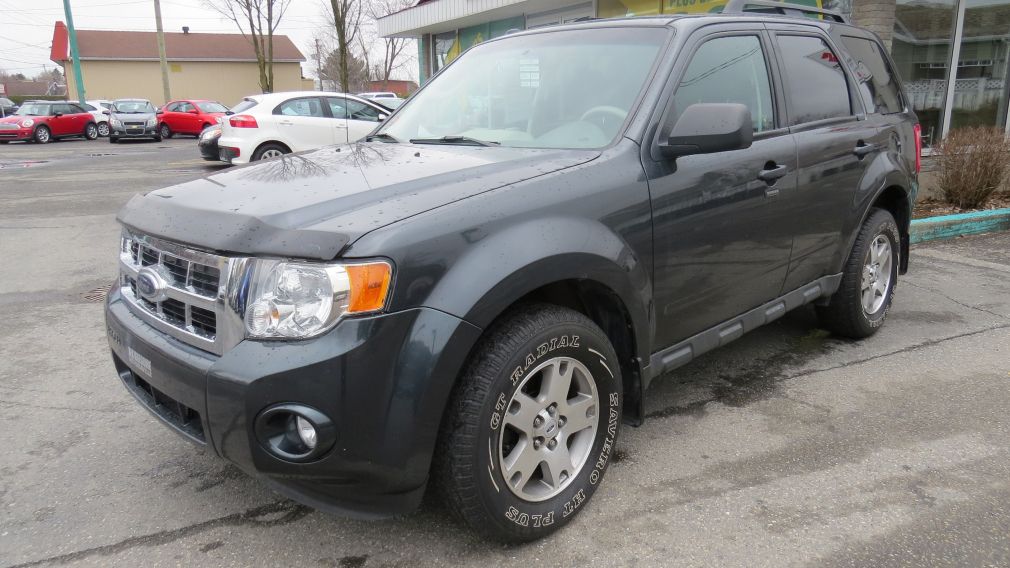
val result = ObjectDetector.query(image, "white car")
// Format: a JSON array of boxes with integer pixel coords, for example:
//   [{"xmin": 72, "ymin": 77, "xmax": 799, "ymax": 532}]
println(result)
[
  {"xmin": 83, "ymin": 99, "xmax": 113, "ymax": 137},
  {"xmin": 217, "ymin": 91, "xmax": 390, "ymax": 164}
]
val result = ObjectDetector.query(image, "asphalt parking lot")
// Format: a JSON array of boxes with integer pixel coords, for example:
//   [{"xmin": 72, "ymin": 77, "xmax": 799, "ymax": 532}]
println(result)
[{"xmin": 1, "ymin": 139, "xmax": 1009, "ymax": 567}]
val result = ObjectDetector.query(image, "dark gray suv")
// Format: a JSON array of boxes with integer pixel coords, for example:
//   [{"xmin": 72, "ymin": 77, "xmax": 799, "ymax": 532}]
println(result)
[{"xmin": 105, "ymin": 2, "xmax": 918, "ymax": 542}]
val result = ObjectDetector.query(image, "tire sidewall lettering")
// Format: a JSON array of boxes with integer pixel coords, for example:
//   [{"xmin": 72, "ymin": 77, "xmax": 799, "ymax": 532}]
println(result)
[{"xmin": 484, "ymin": 332, "xmax": 621, "ymax": 531}]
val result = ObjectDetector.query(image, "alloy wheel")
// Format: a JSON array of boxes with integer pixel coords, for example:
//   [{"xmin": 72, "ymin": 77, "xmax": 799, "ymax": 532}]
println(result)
[
  {"xmin": 498, "ymin": 356, "xmax": 599, "ymax": 502},
  {"xmin": 860, "ymin": 234, "xmax": 892, "ymax": 314}
]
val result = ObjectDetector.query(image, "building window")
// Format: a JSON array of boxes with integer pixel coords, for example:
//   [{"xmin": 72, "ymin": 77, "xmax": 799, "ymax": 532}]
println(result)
[
  {"xmin": 891, "ymin": 0, "xmax": 958, "ymax": 147},
  {"xmin": 946, "ymin": 0, "xmax": 1010, "ymax": 133},
  {"xmin": 433, "ymin": 31, "xmax": 459, "ymax": 73}
]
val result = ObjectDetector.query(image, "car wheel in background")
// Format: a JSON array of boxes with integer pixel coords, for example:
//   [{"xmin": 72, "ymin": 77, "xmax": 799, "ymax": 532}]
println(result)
[
  {"xmin": 84, "ymin": 123, "xmax": 99, "ymax": 140},
  {"xmin": 252, "ymin": 143, "xmax": 290, "ymax": 161},
  {"xmin": 816, "ymin": 208, "xmax": 900, "ymax": 338},
  {"xmin": 34, "ymin": 125, "xmax": 51, "ymax": 144},
  {"xmin": 435, "ymin": 304, "xmax": 623, "ymax": 542},
  {"xmin": 159, "ymin": 124, "xmax": 172, "ymax": 139},
  {"xmin": 97, "ymin": 122, "xmax": 110, "ymax": 137}
]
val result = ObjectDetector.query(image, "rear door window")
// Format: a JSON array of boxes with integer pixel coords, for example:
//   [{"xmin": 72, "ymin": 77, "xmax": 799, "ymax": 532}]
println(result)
[
  {"xmin": 672, "ymin": 35, "xmax": 776, "ymax": 133},
  {"xmin": 775, "ymin": 35, "xmax": 852, "ymax": 125},
  {"xmin": 275, "ymin": 98, "xmax": 324, "ymax": 117},
  {"xmin": 839, "ymin": 35, "xmax": 904, "ymax": 115}
]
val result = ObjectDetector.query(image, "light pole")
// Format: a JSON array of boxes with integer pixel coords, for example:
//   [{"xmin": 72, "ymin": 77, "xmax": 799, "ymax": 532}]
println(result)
[{"xmin": 62, "ymin": 0, "xmax": 86, "ymax": 104}]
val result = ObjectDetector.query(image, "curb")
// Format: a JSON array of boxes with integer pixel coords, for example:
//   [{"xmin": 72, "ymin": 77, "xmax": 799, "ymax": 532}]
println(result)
[{"xmin": 910, "ymin": 207, "xmax": 1010, "ymax": 244}]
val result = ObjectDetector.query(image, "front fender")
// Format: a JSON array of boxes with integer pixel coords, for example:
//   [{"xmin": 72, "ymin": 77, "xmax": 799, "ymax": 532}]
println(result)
[{"xmin": 425, "ymin": 216, "xmax": 653, "ymax": 365}]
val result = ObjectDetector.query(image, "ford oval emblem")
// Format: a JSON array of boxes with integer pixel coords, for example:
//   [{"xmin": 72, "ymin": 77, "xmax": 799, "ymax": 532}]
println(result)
[{"xmin": 136, "ymin": 266, "xmax": 170, "ymax": 302}]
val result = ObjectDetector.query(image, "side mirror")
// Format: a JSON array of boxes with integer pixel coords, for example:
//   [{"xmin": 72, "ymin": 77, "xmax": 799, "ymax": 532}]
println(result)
[
  {"xmin": 659, "ymin": 103, "xmax": 753, "ymax": 158},
  {"xmin": 377, "ymin": 113, "xmax": 387, "ymax": 122},
  {"xmin": 102, "ymin": 109, "xmax": 110, "ymax": 115},
  {"xmin": 156, "ymin": 109, "xmax": 164, "ymax": 115},
  {"xmin": 188, "ymin": 109, "xmax": 199, "ymax": 114},
  {"xmin": 53, "ymin": 112, "xmax": 63, "ymax": 118}
]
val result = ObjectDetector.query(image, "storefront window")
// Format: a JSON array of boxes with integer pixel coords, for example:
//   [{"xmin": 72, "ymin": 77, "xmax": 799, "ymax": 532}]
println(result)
[
  {"xmin": 891, "ymin": 0, "xmax": 958, "ymax": 147},
  {"xmin": 947, "ymin": 0, "xmax": 1010, "ymax": 132},
  {"xmin": 433, "ymin": 31, "xmax": 459, "ymax": 73}
]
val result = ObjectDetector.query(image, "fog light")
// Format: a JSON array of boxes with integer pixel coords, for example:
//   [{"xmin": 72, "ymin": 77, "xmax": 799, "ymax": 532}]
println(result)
[
  {"xmin": 295, "ymin": 416, "xmax": 317, "ymax": 449},
  {"xmin": 253, "ymin": 403, "xmax": 336, "ymax": 462}
]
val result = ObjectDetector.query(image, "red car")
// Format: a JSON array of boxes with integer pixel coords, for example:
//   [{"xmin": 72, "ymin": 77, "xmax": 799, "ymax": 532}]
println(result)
[
  {"xmin": 0, "ymin": 100, "xmax": 99, "ymax": 144},
  {"xmin": 157, "ymin": 99, "xmax": 228, "ymax": 138}
]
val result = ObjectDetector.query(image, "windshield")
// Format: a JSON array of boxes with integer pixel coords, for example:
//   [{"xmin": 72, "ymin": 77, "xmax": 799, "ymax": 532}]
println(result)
[
  {"xmin": 379, "ymin": 27, "xmax": 667, "ymax": 149},
  {"xmin": 197, "ymin": 101, "xmax": 228, "ymax": 113},
  {"xmin": 112, "ymin": 100, "xmax": 155, "ymax": 113},
  {"xmin": 14, "ymin": 103, "xmax": 51, "ymax": 116}
]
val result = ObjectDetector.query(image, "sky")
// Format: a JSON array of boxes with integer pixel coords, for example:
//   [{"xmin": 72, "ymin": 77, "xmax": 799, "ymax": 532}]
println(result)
[{"xmin": 0, "ymin": 0, "xmax": 416, "ymax": 81}]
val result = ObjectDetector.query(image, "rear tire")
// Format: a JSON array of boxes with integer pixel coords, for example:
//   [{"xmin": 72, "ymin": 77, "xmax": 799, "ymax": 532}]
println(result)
[
  {"xmin": 816, "ymin": 208, "xmax": 900, "ymax": 338},
  {"xmin": 251, "ymin": 143, "xmax": 289, "ymax": 161},
  {"xmin": 84, "ymin": 122, "xmax": 99, "ymax": 140},
  {"xmin": 97, "ymin": 122, "xmax": 110, "ymax": 137},
  {"xmin": 435, "ymin": 304, "xmax": 622, "ymax": 542}
]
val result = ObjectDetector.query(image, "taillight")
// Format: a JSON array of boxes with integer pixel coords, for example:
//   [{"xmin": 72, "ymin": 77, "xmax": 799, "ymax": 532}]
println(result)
[
  {"xmin": 913, "ymin": 123, "xmax": 922, "ymax": 174},
  {"xmin": 229, "ymin": 114, "xmax": 258, "ymax": 128}
]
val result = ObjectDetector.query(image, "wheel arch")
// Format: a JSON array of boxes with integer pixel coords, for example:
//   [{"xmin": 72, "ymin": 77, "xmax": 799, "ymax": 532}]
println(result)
[
  {"xmin": 418, "ymin": 216, "xmax": 653, "ymax": 425},
  {"xmin": 253, "ymin": 140, "xmax": 292, "ymax": 158},
  {"xmin": 839, "ymin": 174, "xmax": 913, "ymax": 276}
]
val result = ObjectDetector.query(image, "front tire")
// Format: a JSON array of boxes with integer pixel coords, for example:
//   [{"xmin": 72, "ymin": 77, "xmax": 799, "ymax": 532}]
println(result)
[
  {"xmin": 436, "ymin": 305, "xmax": 622, "ymax": 542},
  {"xmin": 817, "ymin": 208, "xmax": 900, "ymax": 338},
  {"xmin": 159, "ymin": 123, "xmax": 172, "ymax": 139},
  {"xmin": 97, "ymin": 122, "xmax": 110, "ymax": 137},
  {"xmin": 34, "ymin": 125, "xmax": 51, "ymax": 144}
]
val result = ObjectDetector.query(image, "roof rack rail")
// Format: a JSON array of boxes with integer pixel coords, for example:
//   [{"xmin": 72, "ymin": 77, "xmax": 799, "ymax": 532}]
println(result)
[{"xmin": 722, "ymin": 0, "xmax": 848, "ymax": 24}]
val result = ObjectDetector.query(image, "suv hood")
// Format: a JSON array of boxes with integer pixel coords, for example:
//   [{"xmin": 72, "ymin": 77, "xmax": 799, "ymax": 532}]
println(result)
[{"xmin": 119, "ymin": 143, "xmax": 600, "ymax": 259}]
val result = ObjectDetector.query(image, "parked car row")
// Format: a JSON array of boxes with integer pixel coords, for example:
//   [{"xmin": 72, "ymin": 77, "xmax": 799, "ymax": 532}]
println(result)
[{"xmin": 0, "ymin": 92, "xmax": 404, "ymax": 161}]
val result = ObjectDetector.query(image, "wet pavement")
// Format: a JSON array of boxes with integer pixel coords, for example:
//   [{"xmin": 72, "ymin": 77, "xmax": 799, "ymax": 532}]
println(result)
[{"xmin": 1, "ymin": 140, "xmax": 1009, "ymax": 567}]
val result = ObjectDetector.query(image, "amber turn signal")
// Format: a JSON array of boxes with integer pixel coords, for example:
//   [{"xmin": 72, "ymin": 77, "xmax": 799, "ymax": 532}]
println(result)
[{"xmin": 345, "ymin": 262, "xmax": 392, "ymax": 313}]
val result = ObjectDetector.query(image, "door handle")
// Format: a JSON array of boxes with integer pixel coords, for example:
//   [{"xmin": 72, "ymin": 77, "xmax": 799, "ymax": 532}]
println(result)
[
  {"xmin": 278, "ymin": 120, "xmax": 294, "ymax": 126},
  {"xmin": 853, "ymin": 141, "xmax": 878, "ymax": 158},
  {"xmin": 757, "ymin": 163, "xmax": 788, "ymax": 184}
]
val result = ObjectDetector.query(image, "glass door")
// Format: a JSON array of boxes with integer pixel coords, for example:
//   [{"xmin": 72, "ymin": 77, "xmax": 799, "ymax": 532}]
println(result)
[{"xmin": 945, "ymin": 0, "xmax": 1010, "ymax": 133}]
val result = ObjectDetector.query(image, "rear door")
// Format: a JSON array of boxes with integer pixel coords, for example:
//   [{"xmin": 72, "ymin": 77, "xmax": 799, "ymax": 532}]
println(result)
[
  {"xmin": 766, "ymin": 25, "xmax": 887, "ymax": 291},
  {"xmin": 273, "ymin": 96, "xmax": 335, "ymax": 150},
  {"xmin": 66, "ymin": 103, "xmax": 90, "ymax": 135},
  {"xmin": 50, "ymin": 103, "xmax": 76, "ymax": 136},
  {"xmin": 645, "ymin": 26, "xmax": 798, "ymax": 347}
]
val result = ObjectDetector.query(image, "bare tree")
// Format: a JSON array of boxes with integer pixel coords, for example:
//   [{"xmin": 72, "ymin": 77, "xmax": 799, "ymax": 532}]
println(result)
[
  {"xmin": 365, "ymin": 0, "xmax": 413, "ymax": 89},
  {"xmin": 325, "ymin": 0, "xmax": 364, "ymax": 93},
  {"xmin": 204, "ymin": 0, "xmax": 291, "ymax": 92}
]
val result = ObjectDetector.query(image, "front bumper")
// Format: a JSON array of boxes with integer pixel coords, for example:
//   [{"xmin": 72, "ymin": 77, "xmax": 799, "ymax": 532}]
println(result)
[
  {"xmin": 0, "ymin": 127, "xmax": 32, "ymax": 140},
  {"xmin": 105, "ymin": 286, "xmax": 481, "ymax": 517},
  {"xmin": 199, "ymin": 139, "xmax": 220, "ymax": 161},
  {"xmin": 112, "ymin": 125, "xmax": 159, "ymax": 138}
]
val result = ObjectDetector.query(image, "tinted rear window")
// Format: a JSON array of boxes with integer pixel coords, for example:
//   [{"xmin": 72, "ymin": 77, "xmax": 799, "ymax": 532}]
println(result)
[
  {"xmin": 840, "ymin": 35, "xmax": 903, "ymax": 115},
  {"xmin": 775, "ymin": 35, "xmax": 852, "ymax": 125}
]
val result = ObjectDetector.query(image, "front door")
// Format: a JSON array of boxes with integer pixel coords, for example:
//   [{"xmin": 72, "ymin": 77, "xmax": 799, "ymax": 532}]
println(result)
[
  {"xmin": 767, "ymin": 27, "xmax": 887, "ymax": 291},
  {"xmin": 645, "ymin": 30, "xmax": 797, "ymax": 348},
  {"xmin": 343, "ymin": 98, "xmax": 385, "ymax": 142},
  {"xmin": 324, "ymin": 97, "xmax": 351, "ymax": 144}
]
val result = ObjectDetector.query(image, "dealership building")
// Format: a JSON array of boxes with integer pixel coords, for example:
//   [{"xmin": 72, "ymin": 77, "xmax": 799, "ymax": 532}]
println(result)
[{"xmin": 378, "ymin": 0, "xmax": 1010, "ymax": 148}]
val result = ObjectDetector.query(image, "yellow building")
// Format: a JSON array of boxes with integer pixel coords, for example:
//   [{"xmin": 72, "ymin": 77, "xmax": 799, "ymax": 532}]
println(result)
[{"xmin": 50, "ymin": 22, "xmax": 313, "ymax": 106}]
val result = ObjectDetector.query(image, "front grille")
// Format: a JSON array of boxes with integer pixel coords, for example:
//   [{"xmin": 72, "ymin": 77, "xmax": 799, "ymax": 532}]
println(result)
[
  {"xmin": 119, "ymin": 232, "xmax": 232, "ymax": 354},
  {"xmin": 125, "ymin": 121, "xmax": 145, "ymax": 127}
]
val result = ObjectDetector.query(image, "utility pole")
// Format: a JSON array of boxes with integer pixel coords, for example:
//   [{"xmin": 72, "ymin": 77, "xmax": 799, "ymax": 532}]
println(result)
[
  {"xmin": 153, "ymin": 0, "xmax": 171, "ymax": 103},
  {"xmin": 315, "ymin": 38, "xmax": 323, "ymax": 91},
  {"xmin": 62, "ymin": 0, "xmax": 86, "ymax": 104}
]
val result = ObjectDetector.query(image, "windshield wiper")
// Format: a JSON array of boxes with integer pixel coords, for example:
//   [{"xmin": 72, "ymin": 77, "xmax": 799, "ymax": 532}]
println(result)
[
  {"xmin": 365, "ymin": 132, "xmax": 400, "ymax": 143},
  {"xmin": 409, "ymin": 135, "xmax": 499, "ymax": 147}
]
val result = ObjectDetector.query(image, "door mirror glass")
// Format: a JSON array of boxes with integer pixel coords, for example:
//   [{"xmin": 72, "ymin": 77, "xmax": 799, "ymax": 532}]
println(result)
[
  {"xmin": 378, "ymin": 113, "xmax": 387, "ymax": 121},
  {"xmin": 660, "ymin": 103, "xmax": 753, "ymax": 158}
]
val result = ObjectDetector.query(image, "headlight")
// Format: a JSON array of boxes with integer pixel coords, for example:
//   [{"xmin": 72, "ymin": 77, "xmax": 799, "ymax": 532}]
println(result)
[
  {"xmin": 20, "ymin": 119, "xmax": 33, "ymax": 128},
  {"xmin": 147, "ymin": 117, "xmax": 157, "ymax": 127},
  {"xmin": 110, "ymin": 118, "xmax": 122, "ymax": 127},
  {"xmin": 244, "ymin": 259, "xmax": 392, "ymax": 339}
]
